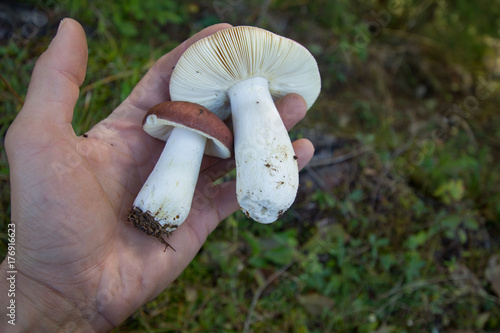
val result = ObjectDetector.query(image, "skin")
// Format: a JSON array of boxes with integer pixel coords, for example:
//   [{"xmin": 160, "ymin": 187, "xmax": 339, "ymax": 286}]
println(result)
[{"xmin": 0, "ymin": 19, "xmax": 314, "ymax": 332}]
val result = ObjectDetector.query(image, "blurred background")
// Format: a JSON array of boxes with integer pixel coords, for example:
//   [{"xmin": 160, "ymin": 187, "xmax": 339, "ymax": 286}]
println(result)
[{"xmin": 1, "ymin": 0, "xmax": 500, "ymax": 331}]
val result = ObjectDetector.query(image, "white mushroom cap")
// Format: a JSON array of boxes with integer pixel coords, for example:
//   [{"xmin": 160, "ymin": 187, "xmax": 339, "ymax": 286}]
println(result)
[{"xmin": 169, "ymin": 26, "xmax": 321, "ymax": 119}]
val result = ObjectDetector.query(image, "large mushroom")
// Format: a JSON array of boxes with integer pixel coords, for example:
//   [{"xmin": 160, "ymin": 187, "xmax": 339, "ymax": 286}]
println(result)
[
  {"xmin": 169, "ymin": 26, "xmax": 321, "ymax": 223},
  {"xmin": 128, "ymin": 101, "xmax": 233, "ymax": 248}
]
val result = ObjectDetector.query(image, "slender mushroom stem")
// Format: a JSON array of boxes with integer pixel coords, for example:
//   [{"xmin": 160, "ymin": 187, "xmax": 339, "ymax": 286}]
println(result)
[
  {"xmin": 229, "ymin": 76, "xmax": 299, "ymax": 223},
  {"xmin": 132, "ymin": 126, "xmax": 207, "ymax": 230}
]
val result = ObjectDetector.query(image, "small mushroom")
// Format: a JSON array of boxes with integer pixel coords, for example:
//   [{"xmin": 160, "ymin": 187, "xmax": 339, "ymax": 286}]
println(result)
[
  {"xmin": 169, "ymin": 26, "xmax": 321, "ymax": 223},
  {"xmin": 128, "ymin": 101, "xmax": 233, "ymax": 246}
]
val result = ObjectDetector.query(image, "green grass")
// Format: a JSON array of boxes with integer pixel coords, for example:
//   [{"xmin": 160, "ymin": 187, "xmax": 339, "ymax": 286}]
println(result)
[{"xmin": 2, "ymin": 0, "xmax": 500, "ymax": 331}]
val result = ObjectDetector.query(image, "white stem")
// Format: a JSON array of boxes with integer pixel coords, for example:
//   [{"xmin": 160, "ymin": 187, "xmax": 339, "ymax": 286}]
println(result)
[
  {"xmin": 133, "ymin": 127, "xmax": 207, "ymax": 230},
  {"xmin": 229, "ymin": 76, "xmax": 299, "ymax": 223}
]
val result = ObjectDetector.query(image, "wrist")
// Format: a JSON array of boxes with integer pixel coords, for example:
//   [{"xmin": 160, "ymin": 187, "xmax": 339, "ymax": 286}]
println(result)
[{"xmin": 0, "ymin": 261, "xmax": 109, "ymax": 332}]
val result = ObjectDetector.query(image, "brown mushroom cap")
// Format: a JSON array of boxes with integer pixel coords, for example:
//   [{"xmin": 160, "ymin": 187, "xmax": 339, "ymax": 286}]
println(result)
[{"xmin": 142, "ymin": 101, "xmax": 233, "ymax": 159}]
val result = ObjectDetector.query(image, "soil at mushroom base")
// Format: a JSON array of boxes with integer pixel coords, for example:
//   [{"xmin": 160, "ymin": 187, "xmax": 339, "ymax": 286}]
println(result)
[{"xmin": 128, "ymin": 207, "xmax": 175, "ymax": 251}]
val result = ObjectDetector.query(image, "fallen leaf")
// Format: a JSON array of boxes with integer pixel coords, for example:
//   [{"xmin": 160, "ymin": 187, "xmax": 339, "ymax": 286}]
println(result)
[
  {"xmin": 485, "ymin": 255, "xmax": 500, "ymax": 297},
  {"xmin": 297, "ymin": 293, "xmax": 335, "ymax": 317},
  {"xmin": 185, "ymin": 287, "xmax": 198, "ymax": 303}
]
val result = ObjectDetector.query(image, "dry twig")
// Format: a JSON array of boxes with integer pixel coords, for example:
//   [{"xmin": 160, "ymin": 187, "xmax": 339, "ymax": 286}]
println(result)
[
  {"xmin": 0, "ymin": 73, "xmax": 24, "ymax": 105},
  {"xmin": 243, "ymin": 262, "xmax": 294, "ymax": 333}
]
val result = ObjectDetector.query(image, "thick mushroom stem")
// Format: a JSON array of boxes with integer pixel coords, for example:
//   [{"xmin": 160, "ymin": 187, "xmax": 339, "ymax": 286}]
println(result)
[
  {"xmin": 132, "ymin": 126, "xmax": 207, "ymax": 230},
  {"xmin": 229, "ymin": 76, "xmax": 299, "ymax": 223}
]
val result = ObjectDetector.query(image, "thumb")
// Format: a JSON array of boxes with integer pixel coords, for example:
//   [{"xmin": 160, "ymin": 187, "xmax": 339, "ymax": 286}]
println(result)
[{"xmin": 11, "ymin": 18, "xmax": 88, "ymax": 139}]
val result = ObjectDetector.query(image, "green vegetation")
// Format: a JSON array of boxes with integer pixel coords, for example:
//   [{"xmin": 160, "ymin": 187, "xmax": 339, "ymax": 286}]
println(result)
[{"xmin": 1, "ymin": 0, "xmax": 500, "ymax": 331}]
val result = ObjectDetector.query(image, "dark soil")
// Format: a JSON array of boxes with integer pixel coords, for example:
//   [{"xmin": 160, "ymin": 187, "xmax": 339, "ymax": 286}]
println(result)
[{"xmin": 127, "ymin": 206, "xmax": 177, "ymax": 252}]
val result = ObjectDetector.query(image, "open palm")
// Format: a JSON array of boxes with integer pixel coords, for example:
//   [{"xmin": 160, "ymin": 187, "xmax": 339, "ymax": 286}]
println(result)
[{"xmin": 3, "ymin": 19, "xmax": 314, "ymax": 331}]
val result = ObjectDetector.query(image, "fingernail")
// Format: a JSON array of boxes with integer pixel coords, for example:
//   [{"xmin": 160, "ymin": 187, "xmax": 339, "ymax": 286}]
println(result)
[{"xmin": 57, "ymin": 18, "xmax": 67, "ymax": 34}]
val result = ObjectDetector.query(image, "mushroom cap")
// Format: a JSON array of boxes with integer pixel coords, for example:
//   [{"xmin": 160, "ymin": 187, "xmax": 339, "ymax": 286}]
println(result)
[
  {"xmin": 169, "ymin": 26, "xmax": 321, "ymax": 120},
  {"xmin": 143, "ymin": 101, "xmax": 233, "ymax": 159}
]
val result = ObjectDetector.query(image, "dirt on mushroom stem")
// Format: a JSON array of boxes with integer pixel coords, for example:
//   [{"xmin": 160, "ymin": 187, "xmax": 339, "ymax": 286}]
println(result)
[{"xmin": 127, "ymin": 207, "xmax": 177, "ymax": 252}]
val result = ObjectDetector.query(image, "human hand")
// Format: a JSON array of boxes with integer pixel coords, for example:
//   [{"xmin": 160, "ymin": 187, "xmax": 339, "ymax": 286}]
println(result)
[{"xmin": 1, "ymin": 19, "xmax": 314, "ymax": 332}]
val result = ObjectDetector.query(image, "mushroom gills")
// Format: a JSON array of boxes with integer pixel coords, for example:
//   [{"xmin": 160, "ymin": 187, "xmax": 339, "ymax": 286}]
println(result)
[{"xmin": 229, "ymin": 76, "xmax": 299, "ymax": 223}]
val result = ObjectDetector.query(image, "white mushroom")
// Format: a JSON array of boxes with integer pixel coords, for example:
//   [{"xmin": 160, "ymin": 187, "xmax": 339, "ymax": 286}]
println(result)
[
  {"xmin": 128, "ymin": 101, "xmax": 233, "ymax": 247},
  {"xmin": 169, "ymin": 26, "xmax": 321, "ymax": 223}
]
